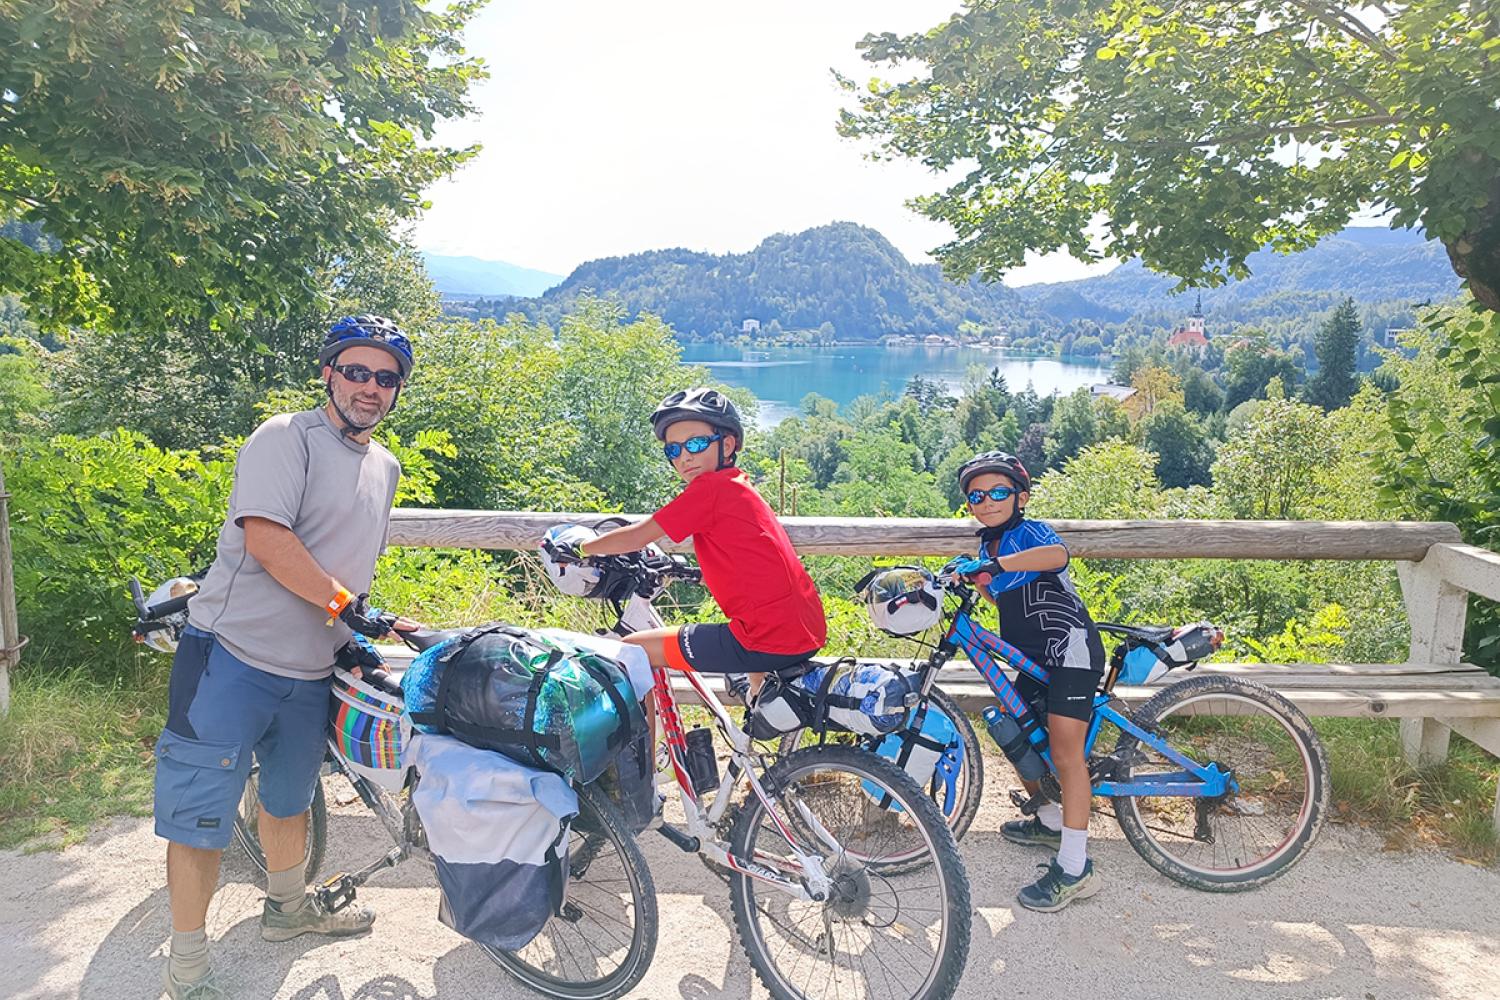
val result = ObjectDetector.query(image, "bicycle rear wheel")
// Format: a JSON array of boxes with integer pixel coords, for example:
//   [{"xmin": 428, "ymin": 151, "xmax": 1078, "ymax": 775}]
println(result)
[
  {"xmin": 728, "ymin": 745, "xmax": 971, "ymax": 1000},
  {"xmin": 1111, "ymin": 674, "xmax": 1329, "ymax": 891},
  {"xmin": 484, "ymin": 782, "xmax": 658, "ymax": 1000},
  {"xmin": 233, "ymin": 759, "xmax": 328, "ymax": 882}
]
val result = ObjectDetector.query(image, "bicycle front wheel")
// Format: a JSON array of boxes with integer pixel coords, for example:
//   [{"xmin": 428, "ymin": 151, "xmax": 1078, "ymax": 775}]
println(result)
[
  {"xmin": 232, "ymin": 759, "xmax": 328, "ymax": 882},
  {"xmin": 775, "ymin": 686, "xmax": 985, "ymax": 856},
  {"xmin": 1111, "ymin": 673, "xmax": 1329, "ymax": 891},
  {"xmin": 483, "ymin": 782, "xmax": 658, "ymax": 1000},
  {"xmin": 728, "ymin": 745, "xmax": 971, "ymax": 1000}
]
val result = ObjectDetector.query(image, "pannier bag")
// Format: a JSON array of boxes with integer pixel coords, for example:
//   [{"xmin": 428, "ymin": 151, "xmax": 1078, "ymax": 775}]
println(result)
[
  {"xmin": 749, "ymin": 658, "xmax": 916, "ymax": 739},
  {"xmin": 1118, "ymin": 622, "xmax": 1220, "ymax": 685},
  {"xmin": 869, "ymin": 699, "xmax": 963, "ymax": 814},
  {"xmin": 402, "ymin": 623, "xmax": 645, "ymax": 784},
  {"xmin": 329, "ymin": 667, "xmax": 412, "ymax": 792},
  {"xmin": 409, "ymin": 732, "xmax": 578, "ymax": 952}
]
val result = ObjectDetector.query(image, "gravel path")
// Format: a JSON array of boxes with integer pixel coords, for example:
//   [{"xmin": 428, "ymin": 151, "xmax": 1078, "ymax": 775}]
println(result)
[{"xmin": 5, "ymin": 773, "xmax": 1499, "ymax": 1000}]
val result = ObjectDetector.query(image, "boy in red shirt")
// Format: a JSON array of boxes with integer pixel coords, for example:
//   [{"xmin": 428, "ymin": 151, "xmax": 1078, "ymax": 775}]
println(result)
[{"xmin": 566, "ymin": 388, "xmax": 826, "ymax": 695}]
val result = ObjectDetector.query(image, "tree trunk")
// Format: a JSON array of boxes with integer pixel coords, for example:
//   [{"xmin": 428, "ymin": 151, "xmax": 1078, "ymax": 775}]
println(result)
[{"xmin": 1444, "ymin": 162, "xmax": 1500, "ymax": 313}]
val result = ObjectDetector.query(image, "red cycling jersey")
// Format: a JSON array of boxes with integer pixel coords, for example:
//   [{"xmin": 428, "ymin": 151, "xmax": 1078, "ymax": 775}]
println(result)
[{"xmin": 653, "ymin": 468, "xmax": 826, "ymax": 655}]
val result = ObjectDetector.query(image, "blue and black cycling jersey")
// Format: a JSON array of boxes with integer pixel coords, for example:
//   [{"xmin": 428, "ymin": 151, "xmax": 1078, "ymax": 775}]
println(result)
[{"xmin": 979, "ymin": 518, "xmax": 1105, "ymax": 674}]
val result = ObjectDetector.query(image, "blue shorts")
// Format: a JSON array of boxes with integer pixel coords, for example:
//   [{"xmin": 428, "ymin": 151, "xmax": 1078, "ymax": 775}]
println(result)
[{"xmin": 153, "ymin": 626, "xmax": 330, "ymax": 849}]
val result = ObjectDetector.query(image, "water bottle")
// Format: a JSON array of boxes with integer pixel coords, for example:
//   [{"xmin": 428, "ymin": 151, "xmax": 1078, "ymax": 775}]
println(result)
[
  {"xmin": 983, "ymin": 706, "xmax": 1045, "ymax": 782},
  {"xmin": 683, "ymin": 726, "xmax": 720, "ymax": 795}
]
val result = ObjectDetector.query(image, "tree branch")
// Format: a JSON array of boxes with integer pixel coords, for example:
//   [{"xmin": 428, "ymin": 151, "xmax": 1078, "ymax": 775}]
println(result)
[
  {"xmin": 1139, "ymin": 113, "xmax": 1405, "ymax": 149},
  {"xmin": 1281, "ymin": 0, "xmax": 1398, "ymax": 62}
]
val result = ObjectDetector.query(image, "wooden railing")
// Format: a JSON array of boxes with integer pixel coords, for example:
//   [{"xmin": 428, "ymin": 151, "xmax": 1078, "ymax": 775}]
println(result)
[{"xmin": 385, "ymin": 510, "xmax": 1500, "ymax": 827}]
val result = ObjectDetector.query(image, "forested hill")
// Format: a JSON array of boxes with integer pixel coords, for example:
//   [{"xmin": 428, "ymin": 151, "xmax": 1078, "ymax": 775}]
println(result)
[
  {"xmin": 1016, "ymin": 227, "xmax": 1460, "ymax": 329},
  {"xmin": 455, "ymin": 222, "xmax": 1027, "ymax": 340},
  {"xmin": 444, "ymin": 222, "xmax": 1462, "ymax": 342}
]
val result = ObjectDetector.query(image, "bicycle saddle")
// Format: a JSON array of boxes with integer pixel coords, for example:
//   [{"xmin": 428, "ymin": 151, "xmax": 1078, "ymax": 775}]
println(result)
[{"xmin": 1096, "ymin": 622, "xmax": 1176, "ymax": 644}]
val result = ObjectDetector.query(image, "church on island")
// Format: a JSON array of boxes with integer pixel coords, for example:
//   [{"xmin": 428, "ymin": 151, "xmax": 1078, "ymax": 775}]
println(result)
[{"xmin": 1166, "ymin": 294, "xmax": 1209, "ymax": 352}]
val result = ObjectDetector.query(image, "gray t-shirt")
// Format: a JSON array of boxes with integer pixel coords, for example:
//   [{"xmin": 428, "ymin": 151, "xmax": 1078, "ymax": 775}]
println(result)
[{"xmin": 188, "ymin": 407, "xmax": 402, "ymax": 679}]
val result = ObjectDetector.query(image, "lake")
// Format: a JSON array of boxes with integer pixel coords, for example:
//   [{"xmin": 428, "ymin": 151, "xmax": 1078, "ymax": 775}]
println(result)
[{"xmin": 679, "ymin": 343, "xmax": 1114, "ymax": 427}]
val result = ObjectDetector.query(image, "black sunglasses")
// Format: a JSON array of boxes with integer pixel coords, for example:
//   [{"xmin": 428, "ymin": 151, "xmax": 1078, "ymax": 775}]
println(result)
[{"xmin": 332, "ymin": 363, "xmax": 402, "ymax": 389}]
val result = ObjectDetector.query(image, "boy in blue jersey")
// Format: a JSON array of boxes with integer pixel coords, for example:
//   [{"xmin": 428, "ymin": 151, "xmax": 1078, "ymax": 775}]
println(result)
[{"xmin": 958, "ymin": 451, "xmax": 1105, "ymax": 912}]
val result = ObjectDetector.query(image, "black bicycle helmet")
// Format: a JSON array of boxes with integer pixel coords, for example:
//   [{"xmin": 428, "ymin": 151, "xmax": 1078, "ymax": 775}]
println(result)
[
  {"xmin": 319, "ymin": 314, "xmax": 414, "ymax": 379},
  {"xmin": 650, "ymin": 387, "xmax": 744, "ymax": 442},
  {"xmin": 958, "ymin": 450, "xmax": 1031, "ymax": 494}
]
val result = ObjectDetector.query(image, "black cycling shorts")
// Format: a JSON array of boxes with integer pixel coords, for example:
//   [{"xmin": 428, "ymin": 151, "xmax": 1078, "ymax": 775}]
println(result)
[
  {"xmin": 666, "ymin": 622, "xmax": 816, "ymax": 675},
  {"xmin": 1016, "ymin": 668, "xmax": 1103, "ymax": 723}
]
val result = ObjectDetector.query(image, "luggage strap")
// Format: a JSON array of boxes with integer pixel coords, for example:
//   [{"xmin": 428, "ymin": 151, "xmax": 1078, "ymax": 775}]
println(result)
[{"xmin": 410, "ymin": 623, "xmax": 565, "ymax": 759}]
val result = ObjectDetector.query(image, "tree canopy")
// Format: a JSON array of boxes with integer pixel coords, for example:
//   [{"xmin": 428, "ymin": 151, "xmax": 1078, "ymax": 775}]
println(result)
[
  {"xmin": 0, "ymin": 0, "xmax": 486, "ymax": 331},
  {"xmin": 840, "ymin": 1, "xmax": 1500, "ymax": 309}
]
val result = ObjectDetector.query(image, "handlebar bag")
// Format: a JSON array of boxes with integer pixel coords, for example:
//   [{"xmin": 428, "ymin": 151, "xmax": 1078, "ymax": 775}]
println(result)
[
  {"xmin": 404, "ymin": 623, "xmax": 645, "ymax": 784},
  {"xmin": 409, "ymin": 732, "xmax": 578, "ymax": 951}
]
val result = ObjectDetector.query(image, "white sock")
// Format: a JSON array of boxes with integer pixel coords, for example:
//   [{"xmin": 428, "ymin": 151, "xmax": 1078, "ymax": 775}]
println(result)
[
  {"xmin": 1057, "ymin": 826, "xmax": 1088, "ymax": 878},
  {"xmin": 266, "ymin": 862, "xmax": 306, "ymax": 911},
  {"xmin": 168, "ymin": 926, "xmax": 210, "ymax": 984},
  {"xmin": 1035, "ymin": 802, "xmax": 1063, "ymax": 831}
]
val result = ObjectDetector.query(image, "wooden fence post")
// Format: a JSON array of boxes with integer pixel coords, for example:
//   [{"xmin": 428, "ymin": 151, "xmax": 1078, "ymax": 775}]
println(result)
[
  {"xmin": 0, "ymin": 459, "xmax": 21, "ymax": 717},
  {"xmin": 1395, "ymin": 555, "xmax": 1469, "ymax": 767}
]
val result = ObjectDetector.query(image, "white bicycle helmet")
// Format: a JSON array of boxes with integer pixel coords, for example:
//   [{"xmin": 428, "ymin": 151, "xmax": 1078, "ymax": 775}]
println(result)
[
  {"xmin": 858, "ymin": 566, "xmax": 943, "ymax": 636},
  {"xmin": 540, "ymin": 524, "xmax": 607, "ymax": 597},
  {"xmin": 140, "ymin": 577, "xmax": 198, "ymax": 653}
]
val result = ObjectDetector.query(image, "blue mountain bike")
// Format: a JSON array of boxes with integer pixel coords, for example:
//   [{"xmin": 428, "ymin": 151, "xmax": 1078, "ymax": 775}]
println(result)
[{"xmin": 861, "ymin": 559, "xmax": 1330, "ymax": 891}]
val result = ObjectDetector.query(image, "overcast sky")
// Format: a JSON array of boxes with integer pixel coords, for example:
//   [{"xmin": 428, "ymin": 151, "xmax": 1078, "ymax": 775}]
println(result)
[{"xmin": 413, "ymin": 0, "xmax": 1116, "ymax": 286}]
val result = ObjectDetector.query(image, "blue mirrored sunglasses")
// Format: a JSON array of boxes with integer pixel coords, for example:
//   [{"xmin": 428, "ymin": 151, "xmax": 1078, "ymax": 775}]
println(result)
[
  {"xmin": 663, "ymin": 433, "xmax": 723, "ymax": 461},
  {"xmin": 967, "ymin": 486, "xmax": 1017, "ymax": 504}
]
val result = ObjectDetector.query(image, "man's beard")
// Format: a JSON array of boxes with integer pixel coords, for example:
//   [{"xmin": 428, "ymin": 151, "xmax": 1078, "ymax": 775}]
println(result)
[{"xmin": 330, "ymin": 382, "xmax": 390, "ymax": 430}]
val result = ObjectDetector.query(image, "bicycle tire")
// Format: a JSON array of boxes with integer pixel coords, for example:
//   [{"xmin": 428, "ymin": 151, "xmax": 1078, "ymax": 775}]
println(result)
[
  {"xmin": 232, "ymin": 762, "xmax": 328, "ymax": 882},
  {"xmin": 483, "ymin": 781, "xmax": 658, "ymax": 1000},
  {"xmin": 727, "ymin": 745, "xmax": 971, "ymax": 1000},
  {"xmin": 774, "ymin": 686, "xmax": 985, "ymax": 851},
  {"xmin": 1111, "ymin": 673, "xmax": 1329, "ymax": 892}
]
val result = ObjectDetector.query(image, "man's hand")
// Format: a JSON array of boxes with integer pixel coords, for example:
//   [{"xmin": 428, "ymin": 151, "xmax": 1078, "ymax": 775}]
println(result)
[{"xmin": 339, "ymin": 593, "xmax": 399, "ymax": 638}]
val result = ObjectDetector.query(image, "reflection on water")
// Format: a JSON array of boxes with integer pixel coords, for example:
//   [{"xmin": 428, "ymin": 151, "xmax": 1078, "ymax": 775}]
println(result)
[{"xmin": 680, "ymin": 343, "xmax": 1113, "ymax": 428}]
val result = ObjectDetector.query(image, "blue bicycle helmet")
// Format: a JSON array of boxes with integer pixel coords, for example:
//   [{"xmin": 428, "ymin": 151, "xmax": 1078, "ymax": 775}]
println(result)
[{"xmin": 319, "ymin": 315, "xmax": 414, "ymax": 379}]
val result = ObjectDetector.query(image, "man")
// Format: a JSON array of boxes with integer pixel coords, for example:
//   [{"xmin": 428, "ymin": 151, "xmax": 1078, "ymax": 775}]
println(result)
[{"xmin": 154, "ymin": 315, "xmax": 415, "ymax": 999}]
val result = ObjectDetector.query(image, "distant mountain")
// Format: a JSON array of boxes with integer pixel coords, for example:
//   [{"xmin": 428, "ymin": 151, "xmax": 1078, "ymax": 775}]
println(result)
[
  {"xmin": 440, "ymin": 223, "xmax": 1463, "ymax": 344},
  {"xmin": 476, "ymin": 222, "xmax": 1031, "ymax": 340},
  {"xmin": 422, "ymin": 254, "xmax": 563, "ymax": 299},
  {"xmin": 1015, "ymin": 228, "xmax": 1460, "ymax": 329}
]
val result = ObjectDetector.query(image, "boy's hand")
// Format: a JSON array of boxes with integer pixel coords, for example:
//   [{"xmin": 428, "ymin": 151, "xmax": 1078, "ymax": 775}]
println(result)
[{"xmin": 543, "ymin": 538, "xmax": 588, "ymax": 563}]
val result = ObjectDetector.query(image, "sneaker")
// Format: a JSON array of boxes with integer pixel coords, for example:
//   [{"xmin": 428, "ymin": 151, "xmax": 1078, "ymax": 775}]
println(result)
[
  {"xmin": 261, "ymin": 893, "xmax": 375, "ymax": 942},
  {"xmin": 1000, "ymin": 816, "xmax": 1063, "ymax": 849},
  {"xmin": 162, "ymin": 965, "xmax": 225, "ymax": 999},
  {"xmin": 1017, "ymin": 858, "xmax": 1100, "ymax": 913}
]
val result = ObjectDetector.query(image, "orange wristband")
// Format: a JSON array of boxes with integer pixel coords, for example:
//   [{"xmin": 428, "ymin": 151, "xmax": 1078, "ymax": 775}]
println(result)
[{"xmin": 325, "ymin": 586, "xmax": 354, "ymax": 625}]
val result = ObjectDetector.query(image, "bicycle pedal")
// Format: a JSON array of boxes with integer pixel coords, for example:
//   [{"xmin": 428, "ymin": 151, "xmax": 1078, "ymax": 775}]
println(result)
[
  {"xmin": 1008, "ymin": 789, "xmax": 1039, "ymax": 816},
  {"xmin": 560, "ymin": 901, "xmax": 584, "ymax": 923},
  {"xmin": 314, "ymin": 872, "xmax": 358, "ymax": 913}
]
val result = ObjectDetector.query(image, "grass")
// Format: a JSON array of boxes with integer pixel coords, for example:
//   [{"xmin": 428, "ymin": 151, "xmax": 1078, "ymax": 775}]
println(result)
[
  {"xmin": 0, "ymin": 655, "xmax": 166, "ymax": 851},
  {"xmin": 1313, "ymin": 716, "xmax": 1500, "ymax": 864}
]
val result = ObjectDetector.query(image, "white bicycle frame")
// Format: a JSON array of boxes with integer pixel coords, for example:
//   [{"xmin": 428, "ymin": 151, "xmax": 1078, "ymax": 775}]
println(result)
[{"xmin": 609, "ymin": 591, "xmax": 836, "ymax": 903}]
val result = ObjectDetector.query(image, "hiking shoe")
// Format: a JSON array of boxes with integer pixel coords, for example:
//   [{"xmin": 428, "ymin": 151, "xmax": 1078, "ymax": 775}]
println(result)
[
  {"xmin": 1017, "ymin": 858, "xmax": 1100, "ymax": 913},
  {"xmin": 261, "ymin": 893, "xmax": 375, "ymax": 942},
  {"xmin": 162, "ymin": 965, "xmax": 225, "ymax": 1000},
  {"xmin": 1000, "ymin": 816, "xmax": 1063, "ymax": 849}
]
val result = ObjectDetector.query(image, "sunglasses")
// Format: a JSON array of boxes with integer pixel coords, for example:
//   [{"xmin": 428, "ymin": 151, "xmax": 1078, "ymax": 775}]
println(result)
[
  {"xmin": 663, "ymin": 433, "xmax": 723, "ymax": 461},
  {"xmin": 332, "ymin": 363, "xmax": 402, "ymax": 389},
  {"xmin": 967, "ymin": 486, "xmax": 1017, "ymax": 504}
]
